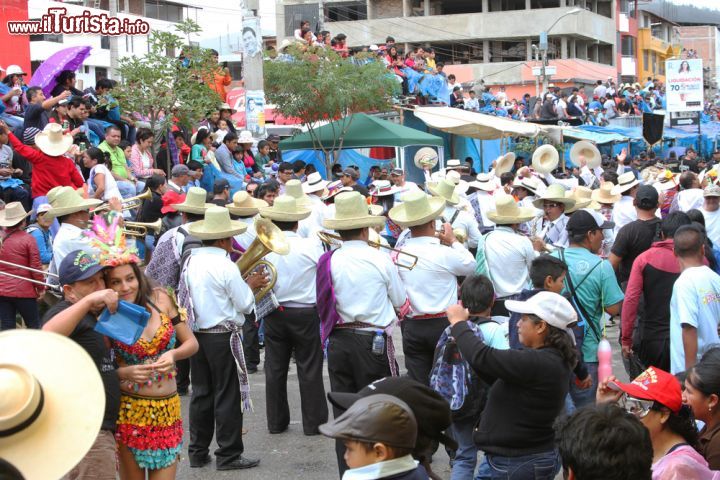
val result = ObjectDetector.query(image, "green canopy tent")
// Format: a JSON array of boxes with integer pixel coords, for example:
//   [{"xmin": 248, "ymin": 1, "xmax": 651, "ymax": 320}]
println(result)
[{"xmin": 279, "ymin": 113, "xmax": 444, "ymax": 183}]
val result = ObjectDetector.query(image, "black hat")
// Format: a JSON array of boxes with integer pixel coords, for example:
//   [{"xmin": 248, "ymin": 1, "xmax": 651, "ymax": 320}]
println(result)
[
  {"xmin": 635, "ymin": 184, "xmax": 659, "ymax": 210},
  {"xmin": 213, "ymin": 177, "xmax": 230, "ymax": 194},
  {"xmin": 327, "ymin": 376, "xmax": 457, "ymax": 451},
  {"xmin": 566, "ymin": 209, "xmax": 614, "ymax": 235}
]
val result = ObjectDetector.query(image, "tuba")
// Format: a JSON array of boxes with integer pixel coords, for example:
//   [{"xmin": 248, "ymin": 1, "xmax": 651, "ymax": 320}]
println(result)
[
  {"xmin": 531, "ymin": 145, "xmax": 559, "ymax": 174},
  {"xmin": 570, "ymin": 141, "xmax": 601, "ymax": 169},
  {"xmin": 236, "ymin": 218, "xmax": 290, "ymax": 302}
]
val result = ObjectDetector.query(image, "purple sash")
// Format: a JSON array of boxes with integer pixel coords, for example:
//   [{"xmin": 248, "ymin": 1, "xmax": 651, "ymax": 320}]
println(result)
[
  {"xmin": 316, "ymin": 250, "xmax": 342, "ymax": 344},
  {"xmin": 230, "ymin": 238, "xmax": 245, "ymax": 263}
]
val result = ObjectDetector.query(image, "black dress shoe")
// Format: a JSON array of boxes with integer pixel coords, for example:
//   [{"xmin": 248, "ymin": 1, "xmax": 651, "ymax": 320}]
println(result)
[
  {"xmin": 189, "ymin": 454, "xmax": 212, "ymax": 468},
  {"xmin": 268, "ymin": 426, "xmax": 288, "ymax": 434},
  {"xmin": 216, "ymin": 457, "xmax": 260, "ymax": 470}
]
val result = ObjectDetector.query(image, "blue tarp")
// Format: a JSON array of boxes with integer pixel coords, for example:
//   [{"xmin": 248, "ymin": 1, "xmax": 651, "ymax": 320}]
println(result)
[{"xmin": 282, "ymin": 149, "xmax": 393, "ymax": 181}]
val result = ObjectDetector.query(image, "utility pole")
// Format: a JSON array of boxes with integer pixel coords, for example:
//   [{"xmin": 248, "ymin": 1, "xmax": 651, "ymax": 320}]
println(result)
[
  {"xmin": 318, "ymin": 0, "xmax": 324, "ymax": 33},
  {"xmin": 109, "ymin": 0, "xmax": 119, "ymax": 79},
  {"xmin": 243, "ymin": 0, "xmax": 265, "ymax": 139},
  {"xmin": 539, "ymin": 31, "xmax": 548, "ymax": 96}
]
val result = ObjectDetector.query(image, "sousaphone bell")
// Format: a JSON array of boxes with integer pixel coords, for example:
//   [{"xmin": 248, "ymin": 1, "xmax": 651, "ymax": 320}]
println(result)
[{"xmin": 236, "ymin": 217, "xmax": 290, "ymax": 302}]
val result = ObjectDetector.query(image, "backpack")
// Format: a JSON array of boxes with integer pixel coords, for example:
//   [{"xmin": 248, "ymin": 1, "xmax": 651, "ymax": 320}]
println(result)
[{"xmin": 429, "ymin": 320, "xmax": 492, "ymax": 422}]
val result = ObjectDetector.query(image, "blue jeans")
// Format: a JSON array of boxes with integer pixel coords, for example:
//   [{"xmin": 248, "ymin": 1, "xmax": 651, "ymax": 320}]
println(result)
[
  {"xmin": 476, "ymin": 450, "xmax": 561, "ymax": 480},
  {"xmin": 449, "ymin": 420, "xmax": 478, "ymax": 480},
  {"xmin": 567, "ymin": 361, "xmax": 598, "ymax": 413},
  {"xmin": 116, "ymin": 180, "xmax": 137, "ymax": 199}
]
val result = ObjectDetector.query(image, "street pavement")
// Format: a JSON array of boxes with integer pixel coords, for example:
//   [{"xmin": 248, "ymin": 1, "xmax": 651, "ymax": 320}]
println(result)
[{"xmin": 177, "ymin": 321, "xmax": 628, "ymax": 480}]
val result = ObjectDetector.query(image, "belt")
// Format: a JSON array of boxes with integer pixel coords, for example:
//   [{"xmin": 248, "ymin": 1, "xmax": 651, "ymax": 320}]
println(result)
[
  {"xmin": 197, "ymin": 325, "xmax": 232, "ymax": 334},
  {"xmin": 333, "ymin": 327, "xmax": 386, "ymax": 337},
  {"xmin": 408, "ymin": 312, "xmax": 447, "ymax": 320},
  {"xmin": 279, "ymin": 302, "xmax": 315, "ymax": 309}
]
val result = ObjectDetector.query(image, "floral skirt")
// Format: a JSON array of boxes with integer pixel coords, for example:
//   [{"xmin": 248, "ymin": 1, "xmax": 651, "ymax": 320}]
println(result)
[{"xmin": 116, "ymin": 392, "xmax": 183, "ymax": 470}]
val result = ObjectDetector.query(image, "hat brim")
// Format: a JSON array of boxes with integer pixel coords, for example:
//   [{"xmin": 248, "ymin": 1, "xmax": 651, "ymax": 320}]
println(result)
[
  {"xmin": 607, "ymin": 380, "xmax": 675, "ymax": 411},
  {"xmin": 323, "ymin": 214, "xmax": 386, "ymax": 231},
  {"xmin": 565, "ymin": 199, "xmax": 593, "ymax": 214},
  {"xmin": 0, "ymin": 210, "xmax": 31, "ymax": 227},
  {"xmin": 0, "ymin": 330, "xmax": 105, "ymax": 480},
  {"xmin": 371, "ymin": 186, "xmax": 403, "ymax": 197},
  {"xmin": 532, "ymin": 196, "xmax": 576, "ymax": 209},
  {"xmin": 495, "ymin": 153, "xmax": 515, "ymax": 175},
  {"xmin": 611, "ymin": 179, "xmax": 640, "ymax": 196},
  {"xmin": 34, "ymin": 133, "xmax": 73, "ymax": 157},
  {"xmin": 259, "ymin": 206, "xmax": 311, "ymax": 222},
  {"xmin": 486, "ymin": 208, "xmax": 537, "ymax": 225},
  {"xmin": 46, "ymin": 199, "xmax": 103, "ymax": 219},
  {"xmin": 173, "ymin": 202, "xmax": 214, "ymax": 214},
  {"xmin": 511, "ymin": 182, "xmax": 538, "ymax": 195},
  {"xmin": 388, "ymin": 197, "xmax": 446, "ymax": 228},
  {"xmin": 61, "ymin": 262, "xmax": 105, "ymax": 286},
  {"xmin": 426, "ymin": 183, "xmax": 460, "ymax": 205},
  {"xmin": 187, "ymin": 219, "xmax": 248, "ymax": 239},
  {"xmin": 591, "ymin": 190, "xmax": 622, "ymax": 204},
  {"xmin": 505, "ymin": 299, "xmax": 576, "ymax": 344},
  {"xmin": 468, "ymin": 181, "xmax": 495, "ymax": 192},
  {"xmin": 303, "ymin": 180, "xmax": 329, "ymax": 194}
]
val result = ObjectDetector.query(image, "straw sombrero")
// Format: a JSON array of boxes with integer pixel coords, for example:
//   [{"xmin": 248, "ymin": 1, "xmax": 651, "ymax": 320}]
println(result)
[
  {"xmin": 531, "ymin": 145, "xmax": 559, "ymax": 174},
  {"xmin": 173, "ymin": 186, "xmax": 214, "ymax": 214},
  {"xmin": 413, "ymin": 147, "xmax": 439, "ymax": 170},
  {"xmin": 0, "ymin": 202, "xmax": 31, "ymax": 227},
  {"xmin": 284, "ymin": 179, "xmax": 313, "ymax": 208},
  {"xmin": 370, "ymin": 180, "xmax": 402, "ymax": 197},
  {"xmin": 655, "ymin": 170, "xmax": 681, "ymax": 192},
  {"xmin": 565, "ymin": 187, "xmax": 600, "ymax": 214},
  {"xmin": 495, "ymin": 152, "xmax": 516, "ymax": 175},
  {"xmin": 468, "ymin": 173, "xmax": 496, "ymax": 193},
  {"xmin": 427, "ymin": 178, "xmax": 460, "ymax": 205},
  {"xmin": 302, "ymin": 172, "xmax": 329, "ymax": 194},
  {"xmin": 45, "ymin": 187, "xmax": 102, "ymax": 219},
  {"xmin": 532, "ymin": 184, "xmax": 575, "ymax": 209},
  {"xmin": 611, "ymin": 172, "xmax": 640, "ymax": 196},
  {"xmin": 511, "ymin": 176, "xmax": 540, "ymax": 195},
  {"xmin": 487, "ymin": 194, "xmax": 537, "ymax": 225},
  {"xmin": 188, "ymin": 206, "xmax": 248, "ymax": 240},
  {"xmin": 0, "ymin": 330, "xmax": 105, "ymax": 480},
  {"xmin": 388, "ymin": 190, "xmax": 445, "ymax": 228},
  {"xmin": 323, "ymin": 191, "xmax": 386, "ymax": 230},
  {"xmin": 322, "ymin": 184, "xmax": 353, "ymax": 202},
  {"xmin": 34, "ymin": 123, "xmax": 73, "ymax": 156},
  {"xmin": 445, "ymin": 170, "xmax": 469, "ymax": 194},
  {"xmin": 591, "ymin": 182, "xmax": 622, "ymax": 204},
  {"xmin": 226, "ymin": 191, "xmax": 268, "ymax": 217},
  {"xmin": 259, "ymin": 194, "xmax": 311, "ymax": 222}
]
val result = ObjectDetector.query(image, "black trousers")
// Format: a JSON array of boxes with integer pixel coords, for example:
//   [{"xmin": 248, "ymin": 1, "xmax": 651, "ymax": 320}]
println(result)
[
  {"xmin": 0, "ymin": 297, "xmax": 39, "ymax": 330},
  {"xmin": 175, "ymin": 358, "xmax": 190, "ymax": 393},
  {"xmin": 243, "ymin": 311, "xmax": 260, "ymax": 369},
  {"xmin": 327, "ymin": 329, "xmax": 394, "ymax": 477},
  {"xmin": 401, "ymin": 317, "xmax": 450, "ymax": 385},
  {"xmin": 637, "ymin": 337, "xmax": 670, "ymax": 372},
  {"xmin": 189, "ymin": 332, "xmax": 245, "ymax": 467},
  {"xmin": 264, "ymin": 307, "xmax": 328, "ymax": 434}
]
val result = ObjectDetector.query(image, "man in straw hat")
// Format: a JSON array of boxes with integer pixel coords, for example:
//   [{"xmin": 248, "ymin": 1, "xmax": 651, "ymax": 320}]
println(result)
[
  {"xmin": 528, "ymin": 184, "xmax": 576, "ymax": 251},
  {"xmin": 183, "ymin": 206, "xmax": 266, "ymax": 470},
  {"xmin": 428, "ymin": 177, "xmax": 481, "ymax": 249},
  {"xmin": 41, "ymin": 249, "xmax": 121, "ymax": 479},
  {"xmin": 284, "ymin": 178, "xmax": 316, "ymax": 238},
  {"xmin": 476, "ymin": 194, "xmax": 538, "ymax": 317},
  {"xmin": 388, "ymin": 189, "xmax": 475, "ymax": 384},
  {"xmin": 611, "ymin": 171, "xmax": 641, "ymax": 234},
  {"xmin": 302, "ymin": 171, "xmax": 331, "ymax": 232},
  {"xmin": 0, "ymin": 202, "xmax": 43, "ymax": 330},
  {"xmin": 258, "ymin": 195, "xmax": 329, "ymax": 435},
  {"xmin": 317, "ymin": 191, "xmax": 406, "ymax": 475},
  {"xmin": 466, "ymin": 173, "xmax": 498, "ymax": 235}
]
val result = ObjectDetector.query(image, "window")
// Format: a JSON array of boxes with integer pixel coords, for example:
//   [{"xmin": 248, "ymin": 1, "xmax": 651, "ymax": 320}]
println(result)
[
  {"xmin": 643, "ymin": 50, "xmax": 649, "ymax": 70},
  {"xmin": 283, "ymin": 4, "xmax": 319, "ymax": 37},
  {"xmin": 125, "ymin": 35, "xmax": 134, "ymax": 53},
  {"xmin": 621, "ymin": 36, "xmax": 635, "ymax": 57},
  {"xmin": 145, "ymin": 0, "xmax": 183, "ymax": 23},
  {"xmin": 101, "ymin": 36, "xmax": 110, "ymax": 50},
  {"xmin": 83, "ymin": 66, "xmax": 90, "ymax": 74},
  {"xmin": 327, "ymin": 2, "xmax": 367, "ymax": 21},
  {"xmin": 95, "ymin": 68, "xmax": 108, "ymax": 83},
  {"xmin": 29, "ymin": 20, "xmax": 62, "ymax": 42}
]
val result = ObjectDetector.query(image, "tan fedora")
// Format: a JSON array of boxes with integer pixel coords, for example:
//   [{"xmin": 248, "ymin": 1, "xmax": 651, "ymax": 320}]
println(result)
[
  {"xmin": 302, "ymin": 172, "xmax": 329, "ymax": 194},
  {"xmin": 0, "ymin": 202, "xmax": 31, "ymax": 227},
  {"xmin": 611, "ymin": 172, "xmax": 640, "ymax": 196},
  {"xmin": 532, "ymin": 184, "xmax": 575, "ymax": 209},
  {"xmin": 565, "ymin": 187, "xmax": 600, "ymax": 214},
  {"xmin": 427, "ymin": 178, "xmax": 460, "ymax": 205},
  {"xmin": 323, "ymin": 191, "xmax": 386, "ymax": 230},
  {"xmin": 495, "ymin": 152, "xmax": 516, "ymax": 175},
  {"xmin": 259, "ymin": 194, "xmax": 311, "ymax": 222},
  {"xmin": 531, "ymin": 145, "xmax": 559, "ymax": 174},
  {"xmin": 413, "ymin": 147, "xmax": 438, "ymax": 170},
  {"xmin": 0, "ymin": 330, "xmax": 105, "ymax": 480},
  {"xmin": 487, "ymin": 194, "xmax": 537, "ymax": 225},
  {"xmin": 591, "ymin": 182, "xmax": 622, "ymax": 204},
  {"xmin": 284, "ymin": 179, "xmax": 313, "ymax": 208},
  {"xmin": 388, "ymin": 190, "xmax": 446, "ymax": 228},
  {"xmin": 226, "ymin": 191, "xmax": 268, "ymax": 217},
  {"xmin": 569, "ymin": 141, "xmax": 601, "ymax": 168},
  {"xmin": 173, "ymin": 186, "xmax": 214, "ymax": 214},
  {"xmin": 468, "ymin": 173, "xmax": 496, "ymax": 193},
  {"xmin": 45, "ymin": 186, "xmax": 102, "ymax": 219},
  {"xmin": 34, "ymin": 123, "xmax": 73, "ymax": 156},
  {"xmin": 188, "ymin": 206, "xmax": 248, "ymax": 240}
]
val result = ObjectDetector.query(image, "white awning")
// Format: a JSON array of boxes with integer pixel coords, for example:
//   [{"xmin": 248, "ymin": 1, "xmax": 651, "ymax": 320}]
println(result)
[{"xmin": 413, "ymin": 106, "xmax": 543, "ymax": 140}]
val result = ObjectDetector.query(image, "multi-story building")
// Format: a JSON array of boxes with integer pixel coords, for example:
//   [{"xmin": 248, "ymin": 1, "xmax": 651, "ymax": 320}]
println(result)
[
  {"xmin": 277, "ymin": 0, "xmax": 618, "ymax": 99},
  {"xmin": 617, "ymin": 0, "xmax": 639, "ymax": 84},
  {"xmin": 636, "ymin": 2, "xmax": 682, "ymax": 84},
  {"xmin": 676, "ymin": 26, "xmax": 719, "ymax": 97}
]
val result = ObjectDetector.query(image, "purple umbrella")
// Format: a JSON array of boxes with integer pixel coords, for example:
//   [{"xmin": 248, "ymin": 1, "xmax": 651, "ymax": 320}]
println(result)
[{"xmin": 29, "ymin": 46, "xmax": 92, "ymax": 97}]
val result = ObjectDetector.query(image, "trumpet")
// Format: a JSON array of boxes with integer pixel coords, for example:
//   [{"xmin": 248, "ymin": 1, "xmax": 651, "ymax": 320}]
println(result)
[
  {"xmin": 236, "ymin": 218, "xmax": 290, "ymax": 302},
  {"xmin": 94, "ymin": 189, "xmax": 153, "ymax": 213},
  {"xmin": 124, "ymin": 219, "xmax": 162, "ymax": 237},
  {"xmin": 317, "ymin": 231, "xmax": 418, "ymax": 270}
]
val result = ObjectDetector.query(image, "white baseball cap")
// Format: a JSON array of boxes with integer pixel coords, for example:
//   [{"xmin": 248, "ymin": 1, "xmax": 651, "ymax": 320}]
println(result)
[{"xmin": 506, "ymin": 291, "xmax": 578, "ymax": 342}]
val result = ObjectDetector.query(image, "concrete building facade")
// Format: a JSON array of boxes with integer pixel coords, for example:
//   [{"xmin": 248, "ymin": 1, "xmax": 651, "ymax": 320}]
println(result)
[
  {"xmin": 636, "ymin": 4, "xmax": 682, "ymax": 84},
  {"xmin": 677, "ymin": 25, "xmax": 720, "ymax": 96}
]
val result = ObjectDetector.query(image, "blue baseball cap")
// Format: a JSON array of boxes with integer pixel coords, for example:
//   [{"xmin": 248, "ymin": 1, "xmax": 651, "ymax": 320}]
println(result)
[{"xmin": 58, "ymin": 250, "xmax": 104, "ymax": 286}]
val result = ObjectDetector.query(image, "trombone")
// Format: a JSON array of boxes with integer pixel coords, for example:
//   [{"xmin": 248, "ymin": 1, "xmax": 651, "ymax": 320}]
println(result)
[
  {"xmin": 236, "ymin": 217, "xmax": 290, "ymax": 302},
  {"xmin": 317, "ymin": 231, "xmax": 418, "ymax": 270},
  {"xmin": 0, "ymin": 260, "xmax": 61, "ymax": 291},
  {"xmin": 124, "ymin": 219, "xmax": 162, "ymax": 237},
  {"xmin": 94, "ymin": 189, "xmax": 153, "ymax": 213}
]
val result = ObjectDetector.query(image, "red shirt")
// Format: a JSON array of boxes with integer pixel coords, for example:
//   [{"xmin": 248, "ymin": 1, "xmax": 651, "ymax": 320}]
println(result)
[{"xmin": 8, "ymin": 132, "xmax": 84, "ymax": 198}]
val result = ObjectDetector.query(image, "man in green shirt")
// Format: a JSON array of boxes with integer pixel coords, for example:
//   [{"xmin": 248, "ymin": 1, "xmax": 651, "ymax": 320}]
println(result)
[{"xmin": 98, "ymin": 125, "xmax": 136, "ymax": 198}]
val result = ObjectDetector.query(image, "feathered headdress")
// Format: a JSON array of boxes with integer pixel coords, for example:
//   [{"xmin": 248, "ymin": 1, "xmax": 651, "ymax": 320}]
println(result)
[{"xmin": 84, "ymin": 213, "xmax": 140, "ymax": 267}]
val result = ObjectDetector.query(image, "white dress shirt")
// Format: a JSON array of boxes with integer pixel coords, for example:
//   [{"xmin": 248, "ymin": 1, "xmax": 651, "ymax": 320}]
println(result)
[
  {"xmin": 703, "ymin": 208, "xmax": 720, "ymax": 247},
  {"xmin": 330, "ymin": 240, "xmax": 406, "ymax": 328},
  {"xmin": 675, "ymin": 189, "xmax": 704, "ymax": 213},
  {"xmin": 399, "ymin": 236, "xmax": 475, "ymax": 316},
  {"xmin": 440, "ymin": 205, "xmax": 481, "ymax": 248},
  {"xmin": 50, "ymin": 223, "xmax": 99, "ymax": 278},
  {"xmin": 233, "ymin": 216, "xmax": 258, "ymax": 251},
  {"xmin": 185, "ymin": 246, "xmax": 254, "ymax": 329},
  {"xmin": 612, "ymin": 196, "xmax": 637, "ymax": 235},
  {"xmin": 298, "ymin": 195, "xmax": 327, "ymax": 238},
  {"xmin": 479, "ymin": 226, "xmax": 535, "ymax": 297},
  {"xmin": 266, "ymin": 231, "xmax": 323, "ymax": 305},
  {"xmin": 467, "ymin": 191, "xmax": 496, "ymax": 231},
  {"xmin": 529, "ymin": 213, "xmax": 569, "ymax": 248}
]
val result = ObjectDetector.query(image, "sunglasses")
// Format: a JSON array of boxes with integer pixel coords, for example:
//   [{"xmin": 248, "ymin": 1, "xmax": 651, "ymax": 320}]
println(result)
[{"xmin": 620, "ymin": 394, "xmax": 654, "ymax": 418}]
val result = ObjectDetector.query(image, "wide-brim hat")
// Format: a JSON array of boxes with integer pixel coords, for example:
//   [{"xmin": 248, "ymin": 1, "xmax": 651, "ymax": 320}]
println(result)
[
  {"xmin": 427, "ymin": 178, "xmax": 460, "ymax": 205},
  {"xmin": 565, "ymin": 187, "xmax": 600, "ymax": 213},
  {"xmin": 495, "ymin": 152, "xmax": 516, "ymax": 175},
  {"xmin": 532, "ymin": 145, "xmax": 559, "ymax": 174},
  {"xmin": 322, "ymin": 184, "xmax": 353, "ymax": 202},
  {"xmin": 370, "ymin": 180, "xmax": 402, "ymax": 197},
  {"xmin": 219, "ymin": 102, "xmax": 236, "ymax": 113},
  {"xmin": 34, "ymin": 123, "xmax": 73, "ymax": 157},
  {"xmin": 570, "ymin": 141, "xmax": 601, "ymax": 168},
  {"xmin": 173, "ymin": 186, "xmax": 214, "ymax": 214},
  {"xmin": 388, "ymin": 190, "xmax": 445, "ymax": 228},
  {"xmin": 303, "ymin": 172, "xmax": 329, "ymax": 194},
  {"xmin": 591, "ymin": 182, "xmax": 622, "ymax": 204},
  {"xmin": 0, "ymin": 201, "xmax": 31, "ymax": 227},
  {"xmin": 237, "ymin": 130, "xmax": 254, "ymax": 144},
  {"xmin": 259, "ymin": 194, "xmax": 311, "ymax": 222},
  {"xmin": 284, "ymin": 179, "xmax": 313, "ymax": 208},
  {"xmin": 413, "ymin": 147, "xmax": 439, "ymax": 170},
  {"xmin": 323, "ymin": 191, "xmax": 386, "ymax": 230},
  {"xmin": 445, "ymin": 170, "xmax": 469, "ymax": 195},
  {"xmin": 654, "ymin": 170, "xmax": 681, "ymax": 192},
  {"xmin": 611, "ymin": 172, "xmax": 640, "ymax": 196},
  {"xmin": 487, "ymin": 194, "xmax": 538, "ymax": 224},
  {"xmin": 190, "ymin": 127, "xmax": 217, "ymax": 145},
  {"xmin": 511, "ymin": 176, "xmax": 540, "ymax": 195},
  {"xmin": 45, "ymin": 187, "xmax": 102, "ymax": 219},
  {"xmin": 532, "ymin": 184, "xmax": 576, "ymax": 209},
  {"xmin": 226, "ymin": 190, "xmax": 267, "ymax": 216},
  {"xmin": 0, "ymin": 330, "xmax": 105, "ymax": 480},
  {"xmin": 468, "ymin": 173, "xmax": 496, "ymax": 193},
  {"xmin": 188, "ymin": 206, "xmax": 248, "ymax": 240}
]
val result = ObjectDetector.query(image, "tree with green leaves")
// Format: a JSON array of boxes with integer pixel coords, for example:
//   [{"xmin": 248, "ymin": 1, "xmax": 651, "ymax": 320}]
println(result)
[
  {"xmin": 113, "ymin": 19, "xmax": 220, "ymax": 168},
  {"xmin": 264, "ymin": 44, "xmax": 398, "ymax": 176}
]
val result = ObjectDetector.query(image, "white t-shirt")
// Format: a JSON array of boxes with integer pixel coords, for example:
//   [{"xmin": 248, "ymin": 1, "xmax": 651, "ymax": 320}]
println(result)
[
  {"xmin": 703, "ymin": 208, "xmax": 720, "ymax": 247},
  {"xmin": 670, "ymin": 265, "xmax": 720, "ymax": 374},
  {"xmin": 89, "ymin": 164, "xmax": 122, "ymax": 201}
]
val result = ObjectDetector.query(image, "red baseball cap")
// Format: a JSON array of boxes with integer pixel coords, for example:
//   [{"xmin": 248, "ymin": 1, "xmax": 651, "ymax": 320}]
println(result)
[
  {"xmin": 161, "ymin": 191, "xmax": 185, "ymax": 214},
  {"xmin": 609, "ymin": 367, "xmax": 682, "ymax": 413}
]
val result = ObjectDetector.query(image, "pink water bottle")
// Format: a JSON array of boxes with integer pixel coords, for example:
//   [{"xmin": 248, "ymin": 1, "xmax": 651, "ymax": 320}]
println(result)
[{"xmin": 597, "ymin": 338, "xmax": 612, "ymax": 383}]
